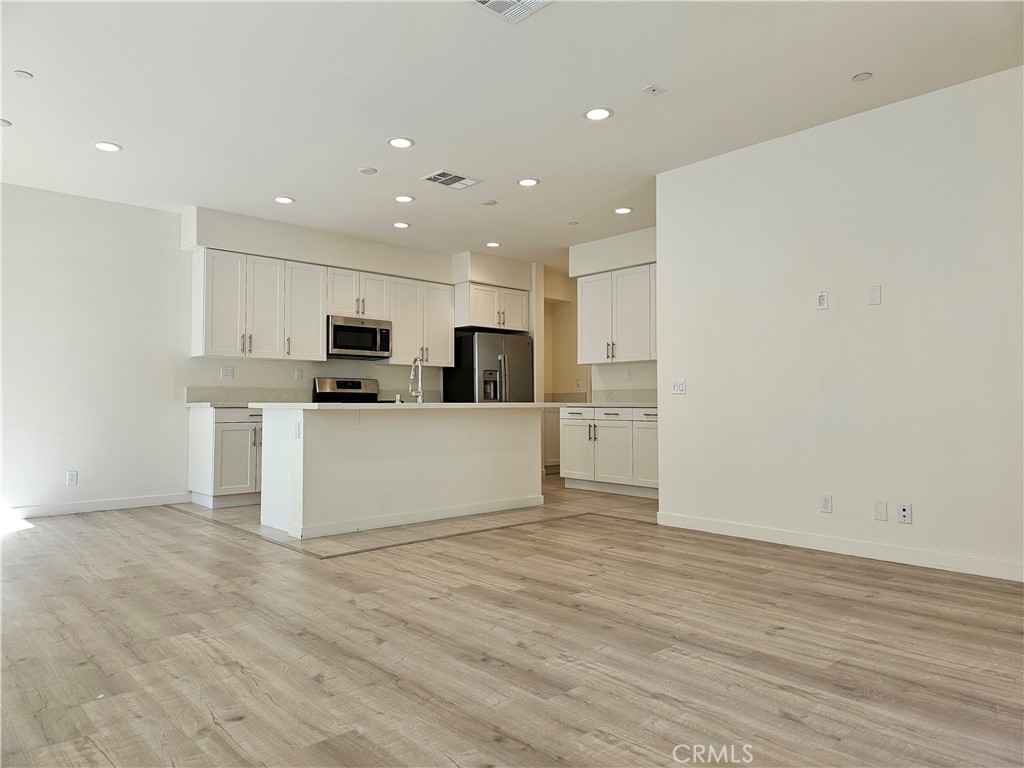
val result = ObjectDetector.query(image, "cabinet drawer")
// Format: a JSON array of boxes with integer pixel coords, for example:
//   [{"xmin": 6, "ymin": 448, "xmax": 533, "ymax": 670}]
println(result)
[
  {"xmin": 632, "ymin": 408, "xmax": 658, "ymax": 421},
  {"xmin": 594, "ymin": 408, "xmax": 629, "ymax": 420},
  {"xmin": 214, "ymin": 408, "xmax": 263, "ymax": 423},
  {"xmin": 560, "ymin": 407, "xmax": 594, "ymax": 420}
]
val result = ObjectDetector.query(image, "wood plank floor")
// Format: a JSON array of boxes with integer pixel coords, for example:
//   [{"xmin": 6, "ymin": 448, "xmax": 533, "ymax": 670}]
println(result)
[{"xmin": 2, "ymin": 483, "xmax": 1021, "ymax": 767}]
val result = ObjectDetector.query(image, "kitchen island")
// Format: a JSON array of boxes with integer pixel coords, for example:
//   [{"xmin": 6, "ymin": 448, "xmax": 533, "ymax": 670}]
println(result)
[{"xmin": 253, "ymin": 402, "xmax": 544, "ymax": 538}]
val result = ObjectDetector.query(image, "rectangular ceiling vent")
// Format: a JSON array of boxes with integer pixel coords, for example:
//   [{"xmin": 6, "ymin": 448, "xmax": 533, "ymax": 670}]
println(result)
[
  {"xmin": 473, "ymin": 0, "xmax": 553, "ymax": 25},
  {"xmin": 421, "ymin": 170, "xmax": 482, "ymax": 190}
]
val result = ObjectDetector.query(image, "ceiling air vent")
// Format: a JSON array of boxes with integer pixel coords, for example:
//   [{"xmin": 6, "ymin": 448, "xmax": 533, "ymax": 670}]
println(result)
[
  {"xmin": 473, "ymin": 0, "xmax": 553, "ymax": 25},
  {"xmin": 421, "ymin": 170, "xmax": 482, "ymax": 190}
]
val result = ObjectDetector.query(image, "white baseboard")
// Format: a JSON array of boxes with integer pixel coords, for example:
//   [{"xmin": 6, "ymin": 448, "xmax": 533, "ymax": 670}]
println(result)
[
  {"xmin": 565, "ymin": 479, "xmax": 659, "ymax": 500},
  {"xmin": 658, "ymin": 511, "xmax": 1023, "ymax": 582},
  {"xmin": 189, "ymin": 491, "xmax": 261, "ymax": 509},
  {"xmin": 12, "ymin": 493, "xmax": 192, "ymax": 519},
  {"xmin": 290, "ymin": 495, "xmax": 546, "ymax": 539}
]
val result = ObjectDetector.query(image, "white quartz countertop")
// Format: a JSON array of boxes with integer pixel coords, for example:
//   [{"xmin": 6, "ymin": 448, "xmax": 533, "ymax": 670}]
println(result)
[
  {"xmin": 187, "ymin": 402, "xmax": 268, "ymax": 408},
  {"xmin": 548, "ymin": 402, "xmax": 658, "ymax": 408},
  {"xmin": 252, "ymin": 401, "xmax": 547, "ymax": 410}
]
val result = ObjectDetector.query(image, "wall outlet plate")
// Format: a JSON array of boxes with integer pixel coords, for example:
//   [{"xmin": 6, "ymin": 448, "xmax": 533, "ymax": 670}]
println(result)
[
  {"xmin": 672, "ymin": 379, "xmax": 686, "ymax": 395},
  {"xmin": 66, "ymin": 470, "xmax": 78, "ymax": 486},
  {"xmin": 868, "ymin": 285, "xmax": 882, "ymax": 306},
  {"xmin": 820, "ymin": 494, "xmax": 833, "ymax": 513},
  {"xmin": 817, "ymin": 291, "xmax": 829, "ymax": 310},
  {"xmin": 897, "ymin": 502, "xmax": 913, "ymax": 524},
  {"xmin": 219, "ymin": 366, "xmax": 234, "ymax": 379},
  {"xmin": 294, "ymin": 368, "xmax": 304, "ymax": 381}
]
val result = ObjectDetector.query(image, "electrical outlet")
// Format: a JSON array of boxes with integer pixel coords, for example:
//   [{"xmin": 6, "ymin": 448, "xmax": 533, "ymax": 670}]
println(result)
[
  {"xmin": 575, "ymin": 377, "xmax": 582, "ymax": 390},
  {"xmin": 820, "ymin": 494, "xmax": 833, "ymax": 514},
  {"xmin": 66, "ymin": 470, "xmax": 78, "ymax": 486},
  {"xmin": 873, "ymin": 500, "xmax": 888, "ymax": 521},
  {"xmin": 294, "ymin": 368, "xmax": 304, "ymax": 381},
  {"xmin": 626, "ymin": 369, "xmax": 632, "ymax": 382},
  {"xmin": 897, "ymin": 502, "xmax": 913, "ymax": 524},
  {"xmin": 868, "ymin": 285, "xmax": 882, "ymax": 306},
  {"xmin": 219, "ymin": 366, "xmax": 234, "ymax": 379},
  {"xmin": 672, "ymin": 379, "xmax": 687, "ymax": 395},
  {"xmin": 817, "ymin": 291, "xmax": 829, "ymax": 310},
  {"xmin": 293, "ymin": 422, "xmax": 301, "ymax": 439}
]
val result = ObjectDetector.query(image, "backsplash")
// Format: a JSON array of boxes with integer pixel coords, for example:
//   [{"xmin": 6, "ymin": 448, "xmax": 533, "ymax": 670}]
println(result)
[
  {"xmin": 591, "ymin": 361, "xmax": 658, "ymax": 405},
  {"xmin": 591, "ymin": 388, "xmax": 658, "ymax": 404}
]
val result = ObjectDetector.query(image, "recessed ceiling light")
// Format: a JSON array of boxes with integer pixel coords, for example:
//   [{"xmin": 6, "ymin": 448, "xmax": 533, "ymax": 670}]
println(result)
[
  {"xmin": 481, "ymin": 200, "xmax": 498, "ymax": 206},
  {"xmin": 568, "ymin": 221, "xmax": 579, "ymax": 226},
  {"xmin": 13, "ymin": 70, "xmax": 33, "ymax": 79},
  {"xmin": 0, "ymin": 119, "xmax": 10, "ymax": 128},
  {"xmin": 393, "ymin": 222, "xmax": 410, "ymax": 229},
  {"xmin": 394, "ymin": 195, "xmax": 415, "ymax": 203},
  {"xmin": 359, "ymin": 166, "xmax": 378, "ymax": 175},
  {"xmin": 584, "ymin": 107, "xmax": 613, "ymax": 121},
  {"xmin": 852, "ymin": 72, "xmax": 873, "ymax": 82},
  {"xmin": 387, "ymin": 137, "xmax": 415, "ymax": 149},
  {"xmin": 94, "ymin": 141, "xmax": 123, "ymax": 152},
  {"xmin": 274, "ymin": 196, "xmax": 294, "ymax": 204},
  {"xmin": 517, "ymin": 178, "xmax": 539, "ymax": 187},
  {"xmin": 486, "ymin": 242, "xmax": 500, "ymax": 248},
  {"xmin": 614, "ymin": 207, "xmax": 633, "ymax": 214}
]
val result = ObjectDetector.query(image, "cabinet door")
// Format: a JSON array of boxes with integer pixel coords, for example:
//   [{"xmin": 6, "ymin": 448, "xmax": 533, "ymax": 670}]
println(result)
[
  {"xmin": 543, "ymin": 409, "xmax": 561, "ymax": 467},
  {"xmin": 327, "ymin": 268, "xmax": 360, "ymax": 317},
  {"xmin": 633, "ymin": 421, "xmax": 658, "ymax": 488},
  {"xmin": 213, "ymin": 422, "xmax": 258, "ymax": 494},
  {"xmin": 360, "ymin": 272, "xmax": 391, "ymax": 320},
  {"xmin": 390, "ymin": 278, "xmax": 424, "ymax": 365},
  {"xmin": 201, "ymin": 249, "xmax": 246, "ymax": 357},
  {"xmin": 422, "ymin": 282, "xmax": 454, "ymax": 367},
  {"xmin": 285, "ymin": 261, "xmax": 327, "ymax": 361},
  {"xmin": 560, "ymin": 420, "xmax": 595, "ymax": 480},
  {"xmin": 611, "ymin": 265, "xmax": 651, "ymax": 362},
  {"xmin": 246, "ymin": 256, "xmax": 286, "ymax": 359},
  {"xmin": 577, "ymin": 272, "xmax": 613, "ymax": 364},
  {"xmin": 593, "ymin": 419, "xmax": 633, "ymax": 485},
  {"xmin": 500, "ymin": 288, "xmax": 530, "ymax": 331},
  {"xmin": 469, "ymin": 284, "xmax": 501, "ymax": 328},
  {"xmin": 649, "ymin": 263, "xmax": 657, "ymax": 361},
  {"xmin": 255, "ymin": 425, "xmax": 263, "ymax": 493}
]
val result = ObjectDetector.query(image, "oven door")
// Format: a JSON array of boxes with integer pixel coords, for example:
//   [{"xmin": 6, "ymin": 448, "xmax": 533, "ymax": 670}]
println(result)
[{"xmin": 327, "ymin": 317, "xmax": 391, "ymax": 358}]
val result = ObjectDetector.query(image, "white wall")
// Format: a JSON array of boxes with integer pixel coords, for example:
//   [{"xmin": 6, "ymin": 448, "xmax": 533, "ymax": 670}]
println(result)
[
  {"xmin": 569, "ymin": 227, "xmax": 655, "ymax": 277},
  {"xmin": 453, "ymin": 251, "xmax": 533, "ymax": 290},
  {"xmin": 2, "ymin": 184, "xmax": 192, "ymax": 514},
  {"xmin": 656, "ymin": 68, "xmax": 1023, "ymax": 580}
]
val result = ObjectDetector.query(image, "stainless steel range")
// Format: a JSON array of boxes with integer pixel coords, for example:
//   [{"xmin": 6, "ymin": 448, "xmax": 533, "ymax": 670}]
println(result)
[{"xmin": 312, "ymin": 377, "xmax": 381, "ymax": 403}]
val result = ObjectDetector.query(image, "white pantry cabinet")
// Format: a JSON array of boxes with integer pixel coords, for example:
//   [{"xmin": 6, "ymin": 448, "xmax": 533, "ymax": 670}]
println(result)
[
  {"xmin": 576, "ymin": 264, "xmax": 654, "ymax": 364},
  {"xmin": 192, "ymin": 249, "xmax": 327, "ymax": 361},
  {"xmin": 455, "ymin": 282, "xmax": 529, "ymax": 331},
  {"xmin": 327, "ymin": 268, "xmax": 390, "ymax": 320},
  {"xmin": 390, "ymin": 278, "xmax": 455, "ymax": 367},
  {"xmin": 189, "ymin": 407, "xmax": 263, "ymax": 508}
]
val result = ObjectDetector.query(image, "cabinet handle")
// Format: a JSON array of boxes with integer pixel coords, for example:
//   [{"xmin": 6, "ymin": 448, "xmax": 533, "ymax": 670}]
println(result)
[
  {"xmin": 606, "ymin": 342, "xmax": 610, "ymax": 359},
  {"xmin": 252, "ymin": 429, "xmax": 257, "ymax": 447},
  {"xmin": 643, "ymin": 413, "xmax": 657, "ymax": 417},
  {"xmin": 286, "ymin": 337, "xmax": 291, "ymax": 355},
  {"xmin": 568, "ymin": 411, "xmax": 583, "ymax": 415},
  {"xmin": 248, "ymin": 334, "xmax": 253, "ymax": 354},
  {"xmin": 241, "ymin": 333, "xmax": 245, "ymax": 352},
  {"xmin": 593, "ymin": 423, "xmax": 598, "ymax": 441},
  {"xmin": 604, "ymin": 412, "xmax": 619, "ymax": 416},
  {"xmin": 425, "ymin": 346, "xmax": 429, "ymax": 362},
  {"xmin": 502, "ymin": 310, "xmax": 506, "ymax": 325},
  {"xmin": 588, "ymin": 423, "xmax": 593, "ymax": 441},
  {"xmin": 361, "ymin": 298, "xmax": 366, "ymax": 315},
  {"xmin": 611, "ymin": 341, "xmax": 615, "ymax": 359}
]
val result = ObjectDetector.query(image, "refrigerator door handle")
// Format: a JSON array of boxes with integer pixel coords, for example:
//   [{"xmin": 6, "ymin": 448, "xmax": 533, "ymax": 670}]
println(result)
[
  {"xmin": 497, "ymin": 354, "xmax": 504, "ymax": 402},
  {"xmin": 502, "ymin": 354, "xmax": 510, "ymax": 401}
]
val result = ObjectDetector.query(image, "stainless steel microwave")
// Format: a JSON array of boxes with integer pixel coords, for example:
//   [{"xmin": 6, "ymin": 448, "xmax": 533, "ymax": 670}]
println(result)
[{"xmin": 327, "ymin": 316, "xmax": 392, "ymax": 359}]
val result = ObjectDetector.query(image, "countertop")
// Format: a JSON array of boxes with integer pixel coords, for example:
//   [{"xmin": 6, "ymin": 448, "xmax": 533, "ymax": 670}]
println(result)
[{"xmin": 252, "ymin": 402, "xmax": 547, "ymax": 410}]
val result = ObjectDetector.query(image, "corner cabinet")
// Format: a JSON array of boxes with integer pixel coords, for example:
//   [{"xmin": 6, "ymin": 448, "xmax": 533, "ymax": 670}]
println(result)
[
  {"xmin": 455, "ymin": 282, "xmax": 529, "ymax": 331},
  {"xmin": 192, "ymin": 249, "xmax": 326, "ymax": 361},
  {"xmin": 577, "ymin": 264, "xmax": 655, "ymax": 364},
  {"xmin": 560, "ymin": 407, "xmax": 657, "ymax": 497},
  {"xmin": 389, "ymin": 278, "xmax": 454, "ymax": 367},
  {"xmin": 188, "ymin": 407, "xmax": 263, "ymax": 508}
]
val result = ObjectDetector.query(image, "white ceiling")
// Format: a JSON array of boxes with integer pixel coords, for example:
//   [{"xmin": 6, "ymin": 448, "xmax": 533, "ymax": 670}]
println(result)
[{"xmin": 3, "ymin": 1, "xmax": 1021, "ymax": 268}]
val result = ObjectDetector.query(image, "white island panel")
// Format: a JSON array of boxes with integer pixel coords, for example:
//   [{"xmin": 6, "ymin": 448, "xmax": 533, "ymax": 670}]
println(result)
[{"xmin": 257, "ymin": 405, "xmax": 543, "ymax": 538}]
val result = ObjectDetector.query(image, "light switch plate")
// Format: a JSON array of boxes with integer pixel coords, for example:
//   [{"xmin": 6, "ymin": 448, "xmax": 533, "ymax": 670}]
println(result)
[
  {"xmin": 873, "ymin": 500, "xmax": 888, "ymax": 521},
  {"xmin": 671, "ymin": 379, "xmax": 686, "ymax": 395},
  {"xmin": 868, "ymin": 285, "xmax": 882, "ymax": 306},
  {"xmin": 219, "ymin": 366, "xmax": 234, "ymax": 379}
]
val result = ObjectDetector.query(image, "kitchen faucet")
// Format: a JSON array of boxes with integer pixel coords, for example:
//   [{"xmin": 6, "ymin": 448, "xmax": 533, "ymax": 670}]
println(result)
[{"xmin": 408, "ymin": 355, "xmax": 423, "ymax": 403}]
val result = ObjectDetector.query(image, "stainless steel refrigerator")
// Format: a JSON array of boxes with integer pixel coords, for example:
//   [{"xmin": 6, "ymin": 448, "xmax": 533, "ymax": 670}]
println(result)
[{"xmin": 443, "ymin": 330, "xmax": 534, "ymax": 402}]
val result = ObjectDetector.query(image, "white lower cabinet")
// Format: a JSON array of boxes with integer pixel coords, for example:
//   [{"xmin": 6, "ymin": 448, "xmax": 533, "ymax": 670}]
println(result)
[
  {"xmin": 189, "ymin": 407, "xmax": 263, "ymax": 508},
  {"xmin": 560, "ymin": 407, "xmax": 657, "ymax": 492}
]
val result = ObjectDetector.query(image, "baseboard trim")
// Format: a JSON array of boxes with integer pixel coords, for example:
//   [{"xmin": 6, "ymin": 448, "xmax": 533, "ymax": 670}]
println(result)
[
  {"xmin": 565, "ymin": 479, "xmax": 659, "ymax": 500},
  {"xmin": 291, "ymin": 495, "xmax": 546, "ymax": 539},
  {"xmin": 657, "ymin": 511, "xmax": 1023, "ymax": 582},
  {"xmin": 189, "ymin": 491, "xmax": 262, "ymax": 509},
  {"xmin": 13, "ymin": 493, "xmax": 192, "ymax": 519}
]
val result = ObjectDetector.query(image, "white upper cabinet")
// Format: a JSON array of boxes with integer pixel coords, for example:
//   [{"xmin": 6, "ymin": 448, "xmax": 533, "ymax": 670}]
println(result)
[
  {"xmin": 577, "ymin": 264, "xmax": 654, "ymax": 364},
  {"xmin": 246, "ymin": 256, "xmax": 286, "ymax": 359},
  {"xmin": 284, "ymin": 261, "xmax": 327, "ymax": 361},
  {"xmin": 390, "ymin": 278, "xmax": 454, "ymax": 368},
  {"xmin": 455, "ymin": 282, "xmax": 530, "ymax": 331},
  {"xmin": 193, "ymin": 249, "xmax": 246, "ymax": 358},
  {"xmin": 327, "ymin": 268, "xmax": 390, "ymax": 320}
]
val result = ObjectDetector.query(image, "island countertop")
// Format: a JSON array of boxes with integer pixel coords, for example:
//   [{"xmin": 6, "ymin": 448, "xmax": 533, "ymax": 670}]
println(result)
[{"xmin": 251, "ymin": 401, "xmax": 547, "ymax": 410}]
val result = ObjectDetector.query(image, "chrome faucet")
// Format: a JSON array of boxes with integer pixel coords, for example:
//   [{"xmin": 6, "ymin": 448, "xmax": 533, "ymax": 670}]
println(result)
[{"xmin": 408, "ymin": 355, "xmax": 423, "ymax": 403}]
